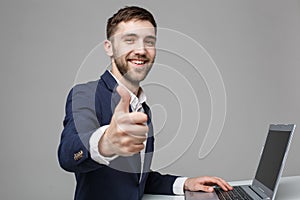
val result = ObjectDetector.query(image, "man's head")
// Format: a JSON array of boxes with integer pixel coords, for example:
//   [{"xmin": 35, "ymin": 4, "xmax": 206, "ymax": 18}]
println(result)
[
  {"xmin": 106, "ymin": 6, "xmax": 157, "ymax": 40},
  {"xmin": 104, "ymin": 6, "xmax": 157, "ymax": 89}
]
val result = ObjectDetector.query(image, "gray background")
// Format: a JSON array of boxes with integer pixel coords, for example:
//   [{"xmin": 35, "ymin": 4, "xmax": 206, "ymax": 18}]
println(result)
[{"xmin": 0, "ymin": 0, "xmax": 299, "ymax": 199}]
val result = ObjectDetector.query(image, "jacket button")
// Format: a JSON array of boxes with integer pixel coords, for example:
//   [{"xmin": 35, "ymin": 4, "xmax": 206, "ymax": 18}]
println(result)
[{"xmin": 74, "ymin": 150, "xmax": 83, "ymax": 161}]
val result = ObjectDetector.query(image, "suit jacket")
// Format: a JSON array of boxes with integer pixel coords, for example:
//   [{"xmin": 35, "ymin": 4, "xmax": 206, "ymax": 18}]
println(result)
[{"xmin": 58, "ymin": 70, "xmax": 178, "ymax": 200}]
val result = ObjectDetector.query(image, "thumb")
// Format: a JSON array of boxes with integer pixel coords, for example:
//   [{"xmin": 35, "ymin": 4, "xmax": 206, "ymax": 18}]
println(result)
[
  {"xmin": 198, "ymin": 185, "xmax": 214, "ymax": 193},
  {"xmin": 115, "ymin": 85, "xmax": 131, "ymax": 113}
]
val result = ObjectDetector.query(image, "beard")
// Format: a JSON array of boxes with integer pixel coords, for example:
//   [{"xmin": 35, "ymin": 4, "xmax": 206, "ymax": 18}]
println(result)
[{"xmin": 113, "ymin": 54, "xmax": 154, "ymax": 85}]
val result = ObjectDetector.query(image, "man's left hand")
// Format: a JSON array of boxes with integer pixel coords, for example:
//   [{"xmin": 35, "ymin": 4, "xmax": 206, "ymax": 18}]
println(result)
[{"xmin": 184, "ymin": 176, "xmax": 233, "ymax": 193}]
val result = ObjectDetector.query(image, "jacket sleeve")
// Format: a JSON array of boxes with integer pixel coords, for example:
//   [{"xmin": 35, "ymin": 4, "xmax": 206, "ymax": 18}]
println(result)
[
  {"xmin": 58, "ymin": 82, "xmax": 104, "ymax": 173},
  {"xmin": 144, "ymin": 171, "xmax": 179, "ymax": 195}
]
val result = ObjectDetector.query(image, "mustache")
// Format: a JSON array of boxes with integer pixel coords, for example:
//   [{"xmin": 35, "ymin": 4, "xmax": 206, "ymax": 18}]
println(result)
[{"xmin": 126, "ymin": 55, "xmax": 149, "ymax": 61}]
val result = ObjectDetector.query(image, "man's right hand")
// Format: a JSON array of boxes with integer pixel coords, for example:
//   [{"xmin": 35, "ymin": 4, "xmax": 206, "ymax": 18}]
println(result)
[{"xmin": 98, "ymin": 85, "xmax": 148, "ymax": 157}]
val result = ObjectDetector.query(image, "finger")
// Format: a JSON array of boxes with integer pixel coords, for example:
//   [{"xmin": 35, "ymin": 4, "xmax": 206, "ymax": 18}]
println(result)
[
  {"xmin": 219, "ymin": 179, "xmax": 233, "ymax": 191},
  {"xmin": 220, "ymin": 180, "xmax": 233, "ymax": 191},
  {"xmin": 197, "ymin": 185, "xmax": 214, "ymax": 193},
  {"xmin": 115, "ymin": 136, "xmax": 145, "ymax": 155},
  {"xmin": 115, "ymin": 85, "xmax": 130, "ymax": 113},
  {"xmin": 211, "ymin": 177, "xmax": 233, "ymax": 191},
  {"xmin": 128, "ymin": 112, "xmax": 148, "ymax": 124},
  {"xmin": 119, "ymin": 123, "xmax": 148, "ymax": 137},
  {"xmin": 122, "ymin": 143, "xmax": 145, "ymax": 156},
  {"xmin": 116, "ymin": 112, "xmax": 148, "ymax": 127}
]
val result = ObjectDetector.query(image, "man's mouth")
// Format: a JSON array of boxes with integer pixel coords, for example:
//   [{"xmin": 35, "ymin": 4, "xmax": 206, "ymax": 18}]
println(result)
[{"xmin": 128, "ymin": 59, "xmax": 148, "ymax": 66}]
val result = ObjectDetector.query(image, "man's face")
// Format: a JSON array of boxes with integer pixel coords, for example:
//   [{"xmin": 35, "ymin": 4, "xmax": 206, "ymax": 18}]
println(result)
[{"xmin": 109, "ymin": 20, "xmax": 156, "ymax": 84}]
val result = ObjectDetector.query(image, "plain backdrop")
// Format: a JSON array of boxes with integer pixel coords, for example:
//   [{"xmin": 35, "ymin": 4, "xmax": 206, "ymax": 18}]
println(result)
[{"xmin": 0, "ymin": 0, "xmax": 299, "ymax": 199}]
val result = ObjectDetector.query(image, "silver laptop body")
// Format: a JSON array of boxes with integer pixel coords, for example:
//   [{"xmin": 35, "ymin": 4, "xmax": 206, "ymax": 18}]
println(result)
[{"xmin": 185, "ymin": 124, "xmax": 296, "ymax": 200}]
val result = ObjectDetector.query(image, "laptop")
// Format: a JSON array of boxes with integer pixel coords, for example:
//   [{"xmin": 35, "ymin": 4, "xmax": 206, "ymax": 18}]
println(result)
[{"xmin": 185, "ymin": 124, "xmax": 296, "ymax": 200}]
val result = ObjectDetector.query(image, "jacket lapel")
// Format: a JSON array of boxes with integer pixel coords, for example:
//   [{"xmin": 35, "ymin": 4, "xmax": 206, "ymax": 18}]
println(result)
[{"xmin": 140, "ymin": 102, "xmax": 154, "ymax": 183}]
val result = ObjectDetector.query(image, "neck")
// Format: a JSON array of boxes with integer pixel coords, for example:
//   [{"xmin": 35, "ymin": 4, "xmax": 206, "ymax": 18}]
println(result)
[{"xmin": 110, "ymin": 64, "xmax": 140, "ymax": 96}]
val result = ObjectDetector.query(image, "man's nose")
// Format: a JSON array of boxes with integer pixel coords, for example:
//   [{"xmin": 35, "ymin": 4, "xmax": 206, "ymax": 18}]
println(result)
[{"xmin": 133, "ymin": 41, "xmax": 146, "ymax": 55}]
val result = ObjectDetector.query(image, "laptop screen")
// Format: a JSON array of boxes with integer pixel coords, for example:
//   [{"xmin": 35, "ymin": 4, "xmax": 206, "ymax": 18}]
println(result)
[{"xmin": 254, "ymin": 129, "xmax": 292, "ymax": 191}]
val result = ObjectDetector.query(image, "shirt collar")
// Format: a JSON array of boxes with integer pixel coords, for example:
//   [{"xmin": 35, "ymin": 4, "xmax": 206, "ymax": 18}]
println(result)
[{"xmin": 108, "ymin": 70, "xmax": 147, "ymax": 110}]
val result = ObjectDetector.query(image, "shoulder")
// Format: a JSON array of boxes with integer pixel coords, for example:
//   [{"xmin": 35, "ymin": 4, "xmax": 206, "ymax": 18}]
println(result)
[
  {"xmin": 70, "ymin": 70, "xmax": 116, "ymax": 98},
  {"xmin": 64, "ymin": 80, "xmax": 100, "ymax": 113},
  {"xmin": 71, "ymin": 80, "xmax": 99, "ymax": 96}
]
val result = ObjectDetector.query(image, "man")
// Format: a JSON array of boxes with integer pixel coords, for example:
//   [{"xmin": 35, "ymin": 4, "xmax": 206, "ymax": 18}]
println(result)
[{"xmin": 58, "ymin": 6, "xmax": 232, "ymax": 200}]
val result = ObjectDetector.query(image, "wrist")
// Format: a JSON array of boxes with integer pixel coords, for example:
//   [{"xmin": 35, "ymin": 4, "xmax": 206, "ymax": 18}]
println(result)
[
  {"xmin": 184, "ymin": 178, "xmax": 191, "ymax": 191},
  {"xmin": 98, "ymin": 128, "xmax": 115, "ymax": 157}
]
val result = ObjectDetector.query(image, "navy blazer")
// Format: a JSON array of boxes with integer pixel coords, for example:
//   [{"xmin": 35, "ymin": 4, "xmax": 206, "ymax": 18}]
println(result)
[{"xmin": 58, "ymin": 70, "xmax": 178, "ymax": 200}]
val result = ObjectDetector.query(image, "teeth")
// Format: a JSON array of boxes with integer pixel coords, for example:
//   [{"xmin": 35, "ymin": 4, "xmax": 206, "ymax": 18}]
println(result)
[{"xmin": 132, "ymin": 60, "xmax": 145, "ymax": 65}]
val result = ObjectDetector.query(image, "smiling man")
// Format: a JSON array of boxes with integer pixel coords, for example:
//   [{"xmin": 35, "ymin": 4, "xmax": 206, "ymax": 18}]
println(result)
[{"xmin": 58, "ymin": 6, "xmax": 232, "ymax": 200}]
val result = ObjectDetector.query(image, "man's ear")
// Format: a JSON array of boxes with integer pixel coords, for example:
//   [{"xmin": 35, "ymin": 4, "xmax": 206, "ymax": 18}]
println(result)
[{"xmin": 104, "ymin": 39, "xmax": 113, "ymax": 57}]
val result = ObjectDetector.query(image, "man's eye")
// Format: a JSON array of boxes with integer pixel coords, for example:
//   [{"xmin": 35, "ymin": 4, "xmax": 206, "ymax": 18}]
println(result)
[
  {"xmin": 145, "ymin": 40, "xmax": 155, "ymax": 47},
  {"xmin": 125, "ymin": 39, "xmax": 134, "ymax": 44}
]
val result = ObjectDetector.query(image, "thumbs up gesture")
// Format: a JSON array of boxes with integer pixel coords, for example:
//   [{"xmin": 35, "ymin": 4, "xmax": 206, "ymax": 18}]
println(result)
[{"xmin": 98, "ymin": 85, "xmax": 149, "ymax": 157}]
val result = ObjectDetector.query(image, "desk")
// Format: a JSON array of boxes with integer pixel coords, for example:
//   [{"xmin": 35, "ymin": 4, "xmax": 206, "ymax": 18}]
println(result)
[{"xmin": 142, "ymin": 176, "xmax": 300, "ymax": 200}]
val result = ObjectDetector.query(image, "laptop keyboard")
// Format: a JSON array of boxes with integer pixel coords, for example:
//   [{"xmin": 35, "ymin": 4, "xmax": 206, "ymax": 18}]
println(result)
[{"xmin": 215, "ymin": 186, "xmax": 254, "ymax": 200}]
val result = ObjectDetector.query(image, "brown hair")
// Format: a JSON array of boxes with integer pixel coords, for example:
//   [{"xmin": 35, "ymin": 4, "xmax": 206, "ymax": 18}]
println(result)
[{"xmin": 106, "ymin": 6, "xmax": 157, "ymax": 39}]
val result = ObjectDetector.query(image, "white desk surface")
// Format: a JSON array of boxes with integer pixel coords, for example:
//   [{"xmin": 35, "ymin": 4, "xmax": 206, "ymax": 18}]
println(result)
[{"xmin": 142, "ymin": 176, "xmax": 300, "ymax": 200}]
